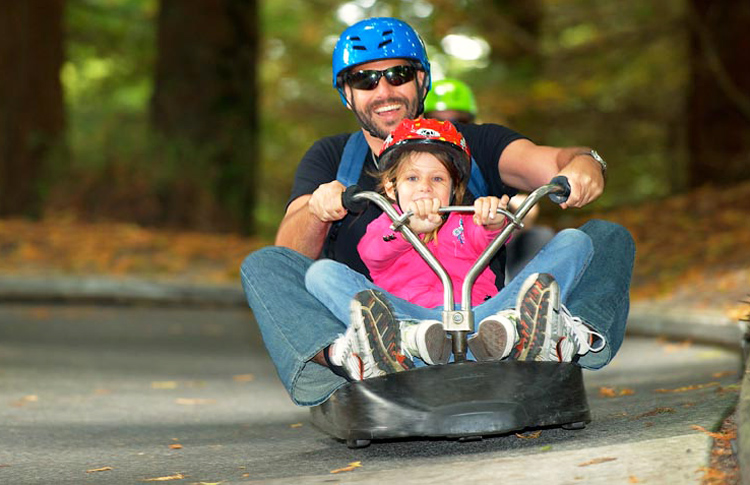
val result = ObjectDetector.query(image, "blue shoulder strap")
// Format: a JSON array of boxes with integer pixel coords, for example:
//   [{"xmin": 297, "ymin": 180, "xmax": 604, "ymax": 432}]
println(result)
[
  {"xmin": 468, "ymin": 157, "xmax": 489, "ymax": 197},
  {"xmin": 336, "ymin": 129, "xmax": 489, "ymax": 196},
  {"xmin": 336, "ymin": 131, "xmax": 369, "ymax": 187}
]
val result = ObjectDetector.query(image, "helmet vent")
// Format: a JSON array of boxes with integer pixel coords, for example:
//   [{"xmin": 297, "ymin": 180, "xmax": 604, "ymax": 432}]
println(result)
[{"xmin": 378, "ymin": 39, "xmax": 393, "ymax": 48}]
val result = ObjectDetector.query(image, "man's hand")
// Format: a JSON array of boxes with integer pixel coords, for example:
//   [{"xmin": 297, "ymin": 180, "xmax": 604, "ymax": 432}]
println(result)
[
  {"xmin": 406, "ymin": 197, "xmax": 443, "ymax": 234},
  {"xmin": 555, "ymin": 153, "xmax": 605, "ymax": 209},
  {"xmin": 473, "ymin": 195, "xmax": 510, "ymax": 230},
  {"xmin": 308, "ymin": 180, "xmax": 347, "ymax": 222}
]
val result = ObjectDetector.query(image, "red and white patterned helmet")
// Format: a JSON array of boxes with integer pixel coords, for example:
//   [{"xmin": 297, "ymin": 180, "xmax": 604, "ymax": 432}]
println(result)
[{"xmin": 378, "ymin": 118, "xmax": 471, "ymax": 182}]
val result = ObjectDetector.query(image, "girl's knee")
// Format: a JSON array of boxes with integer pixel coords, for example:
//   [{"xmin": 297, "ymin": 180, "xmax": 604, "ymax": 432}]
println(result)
[
  {"xmin": 305, "ymin": 259, "xmax": 337, "ymax": 292},
  {"xmin": 555, "ymin": 228, "xmax": 594, "ymax": 254}
]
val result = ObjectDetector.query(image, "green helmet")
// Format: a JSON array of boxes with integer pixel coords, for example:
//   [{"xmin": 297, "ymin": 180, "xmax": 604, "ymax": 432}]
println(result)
[{"xmin": 424, "ymin": 79, "xmax": 478, "ymax": 118}]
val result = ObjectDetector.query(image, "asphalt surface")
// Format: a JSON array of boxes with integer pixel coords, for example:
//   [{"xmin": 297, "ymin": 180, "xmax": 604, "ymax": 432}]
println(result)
[{"xmin": 0, "ymin": 276, "xmax": 746, "ymax": 483}]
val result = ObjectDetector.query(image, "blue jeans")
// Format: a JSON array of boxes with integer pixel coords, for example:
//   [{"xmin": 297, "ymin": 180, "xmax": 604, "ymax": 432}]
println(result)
[
  {"xmin": 305, "ymin": 228, "xmax": 594, "ymax": 365},
  {"xmin": 240, "ymin": 220, "xmax": 634, "ymax": 406}
]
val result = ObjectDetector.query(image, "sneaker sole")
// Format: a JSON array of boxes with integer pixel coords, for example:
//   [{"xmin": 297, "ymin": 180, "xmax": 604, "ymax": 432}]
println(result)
[
  {"xmin": 419, "ymin": 322, "xmax": 451, "ymax": 365},
  {"xmin": 355, "ymin": 290, "xmax": 414, "ymax": 373},
  {"xmin": 513, "ymin": 273, "xmax": 559, "ymax": 361},
  {"xmin": 468, "ymin": 319, "xmax": 511, "ymax": 361}
]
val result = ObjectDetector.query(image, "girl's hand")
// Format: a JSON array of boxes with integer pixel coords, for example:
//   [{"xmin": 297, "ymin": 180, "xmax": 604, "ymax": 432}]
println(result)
[
  {"xmin": 406, "ymin": 197, "xmax": 443, "ymax": 234},
  {"xmin": 473, "ymin": 195, "xmax": 510, "ymax": 230}
]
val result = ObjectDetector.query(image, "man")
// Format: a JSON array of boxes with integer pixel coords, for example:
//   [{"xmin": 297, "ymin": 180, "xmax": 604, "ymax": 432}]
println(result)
[{"xmin": 241, "ymin": 17, "xmax": 634, "ymax": 406}]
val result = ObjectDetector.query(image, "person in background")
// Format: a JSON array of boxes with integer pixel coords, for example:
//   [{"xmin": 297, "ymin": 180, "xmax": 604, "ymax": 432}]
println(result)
[{"xmin": 425, "ymin": 78, "xmax": 555, "ymax": 281}]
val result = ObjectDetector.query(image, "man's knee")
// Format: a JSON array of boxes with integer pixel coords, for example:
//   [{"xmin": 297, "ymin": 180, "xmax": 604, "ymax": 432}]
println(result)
[{"xmin": 579, "ymin": 219, "xmax": 635, "ymax": 258}]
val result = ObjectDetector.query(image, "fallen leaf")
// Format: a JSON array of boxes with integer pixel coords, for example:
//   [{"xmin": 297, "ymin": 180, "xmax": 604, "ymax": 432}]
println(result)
[
  {"xmin": 330, "ymin": 461, "xmax": 362, "ymax": 474},
  {"xmin": 241, "ymin": 473, "xmax": 250, "ymax": 478},
  {"xmin": 634, "ymin": 407, "xmax": 675, "ymax": 419},
  {"xmin": 712, "ymin": 370, "xmax": 735, "ymax": 378},
  {"xmin": 515, "ymin": 431, "xmax": 542, "ymax": 439},
  {"xmin": 169, "ymin": 444, "xmax": 183, "ymax": 449},
  {"xmin": 599, "ymin": 386, "xmax": 635, "ymax": 397},
  {"xmin": 578, "ymin": 457, "xmax": 617, "ymax": 467},
  {"xmin": 628, "ymin": 476, "xmax": 640, "ymax": 483},
  {"xmin": 86, "ymin": 466, "xmax": 113, "ymax": 473},
  {"xmin": 290, "ymin": 423, "xmax": 303, "ymax": 428},
  {"xmin": 696, "ymin": 466, "xmax": 727, "ymax": 481},
  {"xmin": 152, "ymin": 381, "xmax": 178, "ymax": 390},
  {"xmin": 599, "ymin": 386, "xmax": 616, "ymax": 397},
  {"xmin": 175, "ymin": 398, "xmax": 216, "ymax": 406},
  {"xmin": 539, "ymin": 445, "xmax": 552, "ymax": 452},
  {"xmin": 232, "ymin": 374, "xmax": 255, "ymax": 382},
  {"xmin": 11, "ymin": 395, "xmax": 39, "ymax": 407},
  {"xmin": 654, "ymin": 382, "xmax": 720, "ymax": 393},
  {"xmin": 691, "ymin": 425, "xmax": 736, "ymax": 442},
  {"xmin": 140, "ymin": 473, "xmax": 186, "ymax": 481}
]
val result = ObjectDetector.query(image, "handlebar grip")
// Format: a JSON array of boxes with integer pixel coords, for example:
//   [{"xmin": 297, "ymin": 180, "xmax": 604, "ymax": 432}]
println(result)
[
  {"xmin": 548, "ymin": 176, "xmax": 571, "ymax": 204},
  {"xmin": 341, "ymin": 185, "xmax": 369, "ymax": 213}
]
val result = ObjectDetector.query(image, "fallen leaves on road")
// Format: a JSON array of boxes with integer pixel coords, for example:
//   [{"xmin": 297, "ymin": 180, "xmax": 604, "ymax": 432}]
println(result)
[
  {"xmin": 696, "ymin": 466, "xmax": 728, "ymax": 483},
  {"xmin": 515, "ymin": 431, "xmax": 542, "ymax": 439},
  {"xmin": 598, "ymin": 386, "xmax": 635, "ymax": 397},
  {"xmin": 232, "ymin": 374, "xmax": 255, "ymax": 382},
  {"xmin": 86, "ymin": 466, "xmax": 113, "ymax": 473},
  {"xmin": 140, "ymin": 473, "xmax": 187, "ymax": 481},
  {"xmin": 633, "ymin": 407, "xmax": 675, "ymax": 419},
  {"xmin": 691, "ymin": 425, "xmax": 736, "ymax": 442},
  {"xmin": 290, "ymin": 423, "xmax": 303, "ymax": 428},
  {"xmin": 628, "ymin": 476, "xmax": 640, "ymax": 483},
  {"xmin": 578, "ymin": 457, "xmax": 616, "ymax": 467},
  {"xmin": 330, "ymin": 461, "xmax": 362, "ymax": 474},
  {"xmin": 169, "ymin": 444, "xmax": 183, "ymax": 450},
  {"xmin": 152, "ymin": 381, "xmax": 179, "ymax": 390},
  {"xmin": 10, "ymin": 395, "xmax": 38, "ymax": 407},
  {"xmin": 654, "ymin": 382, "xmax": 720, "ymax": 393}
]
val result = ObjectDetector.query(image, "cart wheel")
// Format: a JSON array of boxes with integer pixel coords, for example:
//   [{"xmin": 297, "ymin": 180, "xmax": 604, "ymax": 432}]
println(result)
[
  {"xmin": 562, "ymin": 421, "xmax": 586, "ymax": 430},
  {"xmin": 346, "ymin": 439, "xmax": 371, "ymax": 449}
]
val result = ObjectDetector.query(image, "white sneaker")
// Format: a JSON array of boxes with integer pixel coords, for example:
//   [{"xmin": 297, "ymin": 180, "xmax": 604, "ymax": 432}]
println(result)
[
  {"xmin": 327, "ymin": 324, "xmax": 367, "ymax": 381},
  {"xmin": 400, "ymin": 320, "xmax": 451, "ymax": 365},
  {"xmin": 556, "ymin": 306, "xmax": 606, "ymax": 362},
  {"xmin": 467, "ymin": 310, "xmax": 519, "ymax": 361}
]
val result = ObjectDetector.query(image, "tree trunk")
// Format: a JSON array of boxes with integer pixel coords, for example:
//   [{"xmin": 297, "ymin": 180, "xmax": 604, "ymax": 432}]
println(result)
[
  {"xmin": 0, "ymin": 1, "xmax": 65, "ymax": 217},
  {"xmin": 152, "ymin": 0, "xmax": 258, "ymax": 233},
  {"xmin": 686, "ymin": 0, "xmax": 750, "ymax": 188}
]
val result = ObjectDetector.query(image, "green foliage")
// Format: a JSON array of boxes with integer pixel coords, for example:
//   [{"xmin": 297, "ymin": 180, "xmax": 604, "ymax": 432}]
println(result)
[{"xmin": 58, "ymin": 0, "xmax": 695, "ymax": 235}]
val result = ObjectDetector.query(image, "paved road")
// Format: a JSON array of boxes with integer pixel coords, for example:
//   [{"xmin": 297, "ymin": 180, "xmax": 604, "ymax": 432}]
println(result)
[{"xmin": 0, "ymin": 304, "xmax": 740, "ymax": 484}]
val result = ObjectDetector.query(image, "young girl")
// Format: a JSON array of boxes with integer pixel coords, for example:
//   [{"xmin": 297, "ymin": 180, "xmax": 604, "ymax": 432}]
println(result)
[{"xmin": 306, "ymin": 119, "xmax": 604, "ymax": 381}]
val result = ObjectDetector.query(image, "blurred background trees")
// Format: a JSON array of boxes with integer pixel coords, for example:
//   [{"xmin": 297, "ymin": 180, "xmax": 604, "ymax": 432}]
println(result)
[{"xmin": 0, "ymin": 0, "xmax": 748, "ymax": 239}]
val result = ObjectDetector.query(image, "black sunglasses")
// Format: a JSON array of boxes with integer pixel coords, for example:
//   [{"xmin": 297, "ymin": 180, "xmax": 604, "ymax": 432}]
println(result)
[{"xmin": 345, "ymin": 65, "xmax": 418, "ymax": 90}]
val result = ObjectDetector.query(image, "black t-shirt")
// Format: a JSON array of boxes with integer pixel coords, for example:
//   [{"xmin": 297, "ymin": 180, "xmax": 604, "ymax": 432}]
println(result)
[{"xmin": 287, "ymin": 122, "xmax": 528, "ymax": 284}]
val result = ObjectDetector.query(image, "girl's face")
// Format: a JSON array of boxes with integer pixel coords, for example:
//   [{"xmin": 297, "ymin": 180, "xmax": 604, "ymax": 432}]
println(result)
[{"xmin": 385, "ymin": 151, "xmax": 453, "ymax": 208}]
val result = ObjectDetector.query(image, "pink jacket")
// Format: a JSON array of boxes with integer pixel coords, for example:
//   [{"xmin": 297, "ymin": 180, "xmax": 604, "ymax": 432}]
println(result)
[{"xmin": 358, "ymin": 211, "xmax": 504, "ymax": 308}]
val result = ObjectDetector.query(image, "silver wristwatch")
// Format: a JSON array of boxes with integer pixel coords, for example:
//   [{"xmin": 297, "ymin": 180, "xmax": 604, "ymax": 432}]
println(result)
[{"xmin": 581, "ymin": 150, "xmax": 607, "ymax": 180}]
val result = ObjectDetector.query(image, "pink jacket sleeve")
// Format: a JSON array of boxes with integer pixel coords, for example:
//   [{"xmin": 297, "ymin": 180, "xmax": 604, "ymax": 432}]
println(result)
[{"xmin": 358, "ymin": 212, "xmax": 413, "ymax": 272}]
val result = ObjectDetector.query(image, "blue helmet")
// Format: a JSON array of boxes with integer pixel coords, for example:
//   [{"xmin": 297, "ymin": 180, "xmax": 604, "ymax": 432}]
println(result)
[{"xmin": 332, "ymin": 17, "xmax": 431, "ymax": 106}]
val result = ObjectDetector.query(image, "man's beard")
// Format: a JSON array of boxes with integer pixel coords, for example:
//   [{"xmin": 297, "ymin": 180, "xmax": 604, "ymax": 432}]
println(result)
[{"xmin": 354, "ymin": 96, "xmax": 419, "ymax": 140}]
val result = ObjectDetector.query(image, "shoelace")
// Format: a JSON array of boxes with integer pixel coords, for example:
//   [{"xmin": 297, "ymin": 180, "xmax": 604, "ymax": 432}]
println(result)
[{"xmin": 560, "ymin": 306, "xmax": 606, "ymax": 354}]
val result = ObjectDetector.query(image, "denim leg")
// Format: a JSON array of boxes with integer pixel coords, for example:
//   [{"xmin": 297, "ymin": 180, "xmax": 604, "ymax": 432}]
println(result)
[
  {"xmin": 239, "ymin": 246, "xmax": 348, "ymax": 407},
  {"xmin": 566, "ymin": 220, "xmax": 635, "ymax": 369},
  {"xmin": 474, "ymin": 228, "xmax": 595, "ymax": 322},
  {"xmin": 306, "ymin": 259, "xmax": 442, "ymax": 324}
]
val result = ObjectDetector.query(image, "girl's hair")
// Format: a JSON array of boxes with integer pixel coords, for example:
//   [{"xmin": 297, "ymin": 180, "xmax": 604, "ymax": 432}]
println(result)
[{"xmin": 376, "ymin": 144, "xmax": 467, "ymax": 243}]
